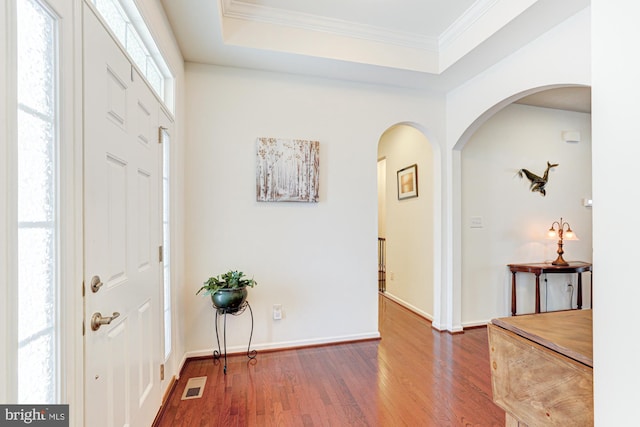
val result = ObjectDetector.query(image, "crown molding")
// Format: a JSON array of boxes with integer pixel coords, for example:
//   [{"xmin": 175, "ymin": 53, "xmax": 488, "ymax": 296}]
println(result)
[
  {"xmin": 220, "ymin": 0, "xmax": 438, "ymax": 52},
  {"xmin": 218, "ymin": 0, "xmax": 533, "ymax": 74},
  {"xmin": 439, "ymin": 0, "xmax": 500, "ymax": 49}
]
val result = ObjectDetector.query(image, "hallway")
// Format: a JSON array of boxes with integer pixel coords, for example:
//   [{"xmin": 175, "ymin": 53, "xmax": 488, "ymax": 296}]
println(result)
[{"xmin": 154, "ymin": 295, "xmax": 504, "ymax": 426}]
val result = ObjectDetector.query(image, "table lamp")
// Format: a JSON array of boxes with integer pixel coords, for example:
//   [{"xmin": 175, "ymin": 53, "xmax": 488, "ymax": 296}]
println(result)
[{"xmin": 547, "ymin": 217, "xmax": 578, "ymax": 266}]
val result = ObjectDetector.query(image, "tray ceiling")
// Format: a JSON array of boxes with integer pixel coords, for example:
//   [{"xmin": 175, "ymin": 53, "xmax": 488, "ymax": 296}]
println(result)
[{"xmin": 161, "ymin": 0, "xmax": 590, "ymax": 92}]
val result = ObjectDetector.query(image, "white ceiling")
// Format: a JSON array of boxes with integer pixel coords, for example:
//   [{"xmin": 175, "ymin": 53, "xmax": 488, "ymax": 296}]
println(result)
[
  {"xmin": 516, "ymin": 87, "xmax": 591, "ymax": 113},
  {"xmin": 161, "ymin": 0, "xmax": 590, "ymax": 100}
]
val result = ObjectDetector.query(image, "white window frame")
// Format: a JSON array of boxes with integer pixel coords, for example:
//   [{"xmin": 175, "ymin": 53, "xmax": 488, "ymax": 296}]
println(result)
[
  {"xmin": 3, "ymin": 0, "xmax": 81, "ymax": 410},
  {"xmin": 160, "ymin": 126, "xmax": 172, "ymax": 361},
  {"xmin": 16, "ymin": 0, "xmax": 61, "ymax": 403},
  {"xmin": 1, "ymin": 0, "xmax": 18, "ymax": 404}
]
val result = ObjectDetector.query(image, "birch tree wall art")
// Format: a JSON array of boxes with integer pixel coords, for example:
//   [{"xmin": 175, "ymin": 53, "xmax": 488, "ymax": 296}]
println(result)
[{"xmin": 256, "ymin": 137, "xmax": 320, "ymax": 202}]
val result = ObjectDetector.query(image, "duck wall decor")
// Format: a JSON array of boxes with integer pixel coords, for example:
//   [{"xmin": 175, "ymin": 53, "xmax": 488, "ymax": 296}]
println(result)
[{"xmin": 517, "ymin": 161, "xmax": 558, "ymax": 196}]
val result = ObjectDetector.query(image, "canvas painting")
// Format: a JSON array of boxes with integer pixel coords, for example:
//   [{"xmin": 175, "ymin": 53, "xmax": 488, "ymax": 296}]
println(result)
[{"xmin": 256, "ymin": 137, "xmax": 320, "ymax": 202}]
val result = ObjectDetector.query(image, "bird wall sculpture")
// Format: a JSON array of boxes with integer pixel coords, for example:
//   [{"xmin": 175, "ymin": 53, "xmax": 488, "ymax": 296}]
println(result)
[{"xmin": 517, "ymin": 161, "xmax": 558, "ymax": 196}]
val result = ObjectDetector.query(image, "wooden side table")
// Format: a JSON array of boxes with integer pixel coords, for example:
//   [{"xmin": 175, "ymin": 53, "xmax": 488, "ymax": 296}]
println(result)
[
  {"xmin": 507, "ymin": 261, "xmax": 592, "ymax": 316},
  {"xmin": 488, "ymin": 310, "xmax": 593, "ymax": 425}
]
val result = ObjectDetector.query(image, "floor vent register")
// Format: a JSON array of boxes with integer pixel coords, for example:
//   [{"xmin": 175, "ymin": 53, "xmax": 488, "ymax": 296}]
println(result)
[{"xmin": 180, "ymin": 376, "xmax": 207, "ymax": 400}]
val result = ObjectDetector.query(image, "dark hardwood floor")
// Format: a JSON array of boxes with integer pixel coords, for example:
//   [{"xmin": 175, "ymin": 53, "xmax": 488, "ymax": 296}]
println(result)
[{"xmin": 154, "ymin": 294, "xmax": 505, "ymax": 426}]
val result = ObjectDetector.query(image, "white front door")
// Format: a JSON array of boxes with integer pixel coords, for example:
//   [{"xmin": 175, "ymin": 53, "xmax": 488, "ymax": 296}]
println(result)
[{"xmin": 83, "ymin": 5, "xmax": 162, "ymax": 426}]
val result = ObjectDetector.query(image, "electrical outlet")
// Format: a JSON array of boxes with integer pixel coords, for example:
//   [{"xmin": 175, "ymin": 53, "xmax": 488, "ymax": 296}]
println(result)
[
  {"xmin": 566, "ymin": 283, "xmax": 573, "ymax": 292},
  {"xmin": 390, "ymin": 272, "xmax": 395, "ymax": 281},
  {"xmin": 273, "ymin": 304, "xmax": 282, "ymax": 320}
]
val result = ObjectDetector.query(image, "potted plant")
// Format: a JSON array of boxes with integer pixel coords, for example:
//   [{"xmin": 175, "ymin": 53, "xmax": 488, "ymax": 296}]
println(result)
[{"xmin": 196, "ymin": 270, "xmax": 257, "ymax": 311}]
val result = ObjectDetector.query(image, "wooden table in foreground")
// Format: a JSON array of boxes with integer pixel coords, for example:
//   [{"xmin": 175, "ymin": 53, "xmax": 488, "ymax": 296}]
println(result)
[{"xmin": 488, "ymin": 309, "xmax": 593, "ymax": 426}]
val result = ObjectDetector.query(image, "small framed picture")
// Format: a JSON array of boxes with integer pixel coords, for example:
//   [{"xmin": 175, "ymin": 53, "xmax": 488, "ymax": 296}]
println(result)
[{"xmin": 397, "ymin": 164, "xmax": 418, "ymax": 200}]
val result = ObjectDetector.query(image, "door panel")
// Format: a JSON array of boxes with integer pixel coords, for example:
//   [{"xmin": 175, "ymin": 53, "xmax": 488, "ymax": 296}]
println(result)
[
  {"xmin": 137, "ymin": 299, "xmax": 154, "ymax": 405},
  {"xmin": 83, "ymin": 5, "xmax": 161, "ymax": 426},
  {"xmin": 106, "ymin": 321, "xmax": 129, "ymax": 426},
  {"xmin": 137, "ymin": 169, "xmax": 151, "ymax": 269},
  {"xmin": 106, "ymin": 155, "xmax": 127, "ymax": 285}
]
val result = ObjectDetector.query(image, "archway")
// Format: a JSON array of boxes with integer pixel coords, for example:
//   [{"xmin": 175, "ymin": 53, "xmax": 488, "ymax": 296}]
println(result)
[
  {"xmin": 453, "ymin": 85, "xmax": 592, "ymax": 327},
  {"xmin": 376, "ymin": 122, "xmax": 440, "ymax": 322}
]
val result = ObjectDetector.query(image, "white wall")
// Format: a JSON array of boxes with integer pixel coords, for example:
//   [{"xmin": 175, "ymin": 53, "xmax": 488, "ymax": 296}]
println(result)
[
  {"xmin": 462, "ymin": 104, "xmax": 592, "ymax": 325},
  {"xmin": 378, "ymin": 124, "xmax": 435, "ymax": 318},
  {"xmin": 447, "ymin": 8, "xmax": 591, "ymax": 147},
  {"xmin": 592, "ymin": 1, "xmax": 640, "ymax": 423},
  {"xmin": 183, "ymin": 64, "xmax": 444, "ymax": 354},
  {"xmin": 444, "ymin": 6, "xmax": 590, "ymax": 331},
  {"xmin": 181, "ymin": 4, "xmax": 591, "ymax": 343}
]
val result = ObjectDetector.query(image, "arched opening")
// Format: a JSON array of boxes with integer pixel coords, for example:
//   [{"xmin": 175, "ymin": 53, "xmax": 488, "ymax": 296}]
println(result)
[
  {"xmin": 454, "ymin": 85, "xmax": 592, "ymax": 326},
  {"xmin": 377, "ymin": 122, "xmax": 439, "ymax": 321}
]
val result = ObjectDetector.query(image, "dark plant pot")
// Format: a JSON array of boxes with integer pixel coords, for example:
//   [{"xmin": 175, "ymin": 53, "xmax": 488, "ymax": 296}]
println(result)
[{"xmin": 211, "ymin": 287, "xmax": 248, "ymax": 311}]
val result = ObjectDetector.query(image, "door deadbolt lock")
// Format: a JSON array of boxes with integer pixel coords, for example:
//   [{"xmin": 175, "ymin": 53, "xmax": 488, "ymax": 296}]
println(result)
[
  {"xmin": 90, "ymin": 276, "xmax": 103, "ymax": 293},
  {"xmin": 91, "ymin": 312, "xmax": 120, "ymax": 331}
]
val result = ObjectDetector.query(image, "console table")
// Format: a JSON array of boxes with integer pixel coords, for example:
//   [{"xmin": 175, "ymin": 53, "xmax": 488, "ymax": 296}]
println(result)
[
  {"xmin": 213, "ymin": 301, "xmax": 257, "ymax": 374},
  {"xmin": 507, "ymin": 261, "xmax": 592, "ymax": 316}
]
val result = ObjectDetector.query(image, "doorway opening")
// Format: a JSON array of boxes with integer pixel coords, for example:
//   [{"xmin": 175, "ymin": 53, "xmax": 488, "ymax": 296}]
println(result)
[
  {"xmin": 457, "ymin": 86, "xmax": 592, "ymax": 326},
  {"xmin": 377, "ymin": 123, "xmax": 435, "ymax": 322}
]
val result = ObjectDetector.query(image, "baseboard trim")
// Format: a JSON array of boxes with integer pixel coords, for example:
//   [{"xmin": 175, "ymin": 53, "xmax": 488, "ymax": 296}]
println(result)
[
  {"xmin": 152, "ymin": 375, "xmax": 178, "ymax": 427},
  {"xmin": 462, "ymin": 320, "xmax": 490, "ymax": 329},
  {"xmin": 381, "ymin": 291, "xmax": 434, "ymax": 322},
  {"xmin": 183, "ymin": 331, "xmax": 381, "ymax": 361}
]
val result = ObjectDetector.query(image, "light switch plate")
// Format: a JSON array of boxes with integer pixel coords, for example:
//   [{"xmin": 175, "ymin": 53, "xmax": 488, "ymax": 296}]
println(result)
[{"xmin": 470, "ymin": 216, "xmax": 483, "ymax": 228}]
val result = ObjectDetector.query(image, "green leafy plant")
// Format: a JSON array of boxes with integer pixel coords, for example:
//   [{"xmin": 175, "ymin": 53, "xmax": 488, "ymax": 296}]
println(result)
[{"xmin": 196, "ymin": 270, "xmax": 258, "ymax": 296}]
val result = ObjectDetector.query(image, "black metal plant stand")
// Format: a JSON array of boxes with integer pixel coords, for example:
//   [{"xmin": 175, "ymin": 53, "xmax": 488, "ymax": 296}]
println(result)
[{"xmin": 213, "ymin": 301, "xmax": 257, "ymax": 374}]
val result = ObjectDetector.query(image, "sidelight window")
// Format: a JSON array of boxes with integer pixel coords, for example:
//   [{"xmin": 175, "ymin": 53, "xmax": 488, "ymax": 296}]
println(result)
[
  {"xmin": 161, "ymin": 127, "xmax": 172, "ymax": 359},
  {"xmin": 17, "ymin": 0, "xmax": 60, "ymax": 404}
]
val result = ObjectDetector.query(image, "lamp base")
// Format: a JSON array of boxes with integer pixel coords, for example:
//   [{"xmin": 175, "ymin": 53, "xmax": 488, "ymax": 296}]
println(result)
[
  {"xmin": 552, "ymin": 255, "xmax": 569, "ymax": 266},
  {"xmin": 552, "ymin": 240, "xmax": 569, "ymax": 266}
]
